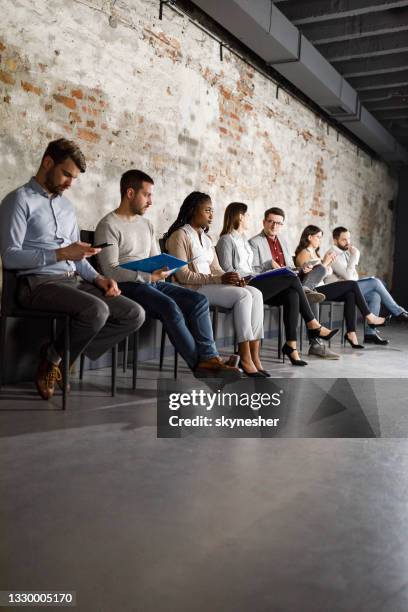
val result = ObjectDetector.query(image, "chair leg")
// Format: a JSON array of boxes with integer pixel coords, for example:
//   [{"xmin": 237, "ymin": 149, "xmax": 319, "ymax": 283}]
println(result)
[
  {"xmin": 132, "ymin": 331, "xmax": 138, "ymax": 390},
  {"xmin": 111, "ymin": 344, "xmax": 118, "ymax": 397},
  {"xmin": 62, "ymin": 316, "xmax": 70, "ymax": 411},
  {"xmin": 329, "ymin": 304, "xmax": 333, "ymax": 348},
  {"xmin": 123, "ymin": 335, "xmax": 129, "ymax": 373},
  {"xmin": 79, "ymin": 353, "xmax": 85, "ymax": 380},
  {"xmin": 299, "ymin": 317, "xmax": 303, "ymax": 353},
  {"xmin": 341, "ymin": 311, "xmax": 345, "ymax": 346},
  {"xmin": 212, "ymin": 308, "xmax": 219, "ymax": 341},
  {"xmin": 174, "ymin": 349, "xmax": 178, "ymax": 380},
  {"xmin": 159, "ymin": 324, "xmax": 166, "ymax": 370},
  {"xmin": 51, "ymin": 318, "xmax": 57, "ymax": 342},
  {"xmin": 278, "ymin": 306, "xmax": 283, "ymax": 362},
  {"xmin": 0, "ymin": 316, "xmax": 7, "ymax": 390}
]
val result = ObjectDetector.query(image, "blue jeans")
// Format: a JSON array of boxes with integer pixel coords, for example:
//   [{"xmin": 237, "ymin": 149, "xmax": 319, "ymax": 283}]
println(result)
[
  {"xmin": 118, "ymin": 281, "xmax": 218, "ymax": 368},
  {"xmin": 358, "ymin": 277, "xmax": 404, "ymax": 335}
]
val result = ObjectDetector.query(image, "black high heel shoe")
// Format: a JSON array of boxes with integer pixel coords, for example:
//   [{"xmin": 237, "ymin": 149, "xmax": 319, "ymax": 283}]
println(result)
[
  {"xmin": 307, "ymin": 326, "xmax": 339, "ymax": 342},
  {"xmin": 257, "ymin": 369, "xmax": 272, "ymax": 378},
  {"xmin": 282, "ymin": 343, "xmax": 308, "ymax": 366},
  {"xmin": 238, "ymin": 360, "xmax": 265, "ymax": 377},
  {"xmin": 344, "ymin": 333, "xmax": 364, "ymax": 349}
]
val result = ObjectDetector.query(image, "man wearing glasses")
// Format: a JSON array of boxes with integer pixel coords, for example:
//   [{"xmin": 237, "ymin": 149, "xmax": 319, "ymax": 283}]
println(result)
[{"xmin": 249, "ymin": 207, "xmax": 339, "ymax": 359}]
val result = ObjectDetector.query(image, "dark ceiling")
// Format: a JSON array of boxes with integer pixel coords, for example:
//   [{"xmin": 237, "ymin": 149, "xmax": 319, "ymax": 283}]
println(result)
[{"xmin": 273, "ymin": 0, "xmax": 408, "ymax": 149}]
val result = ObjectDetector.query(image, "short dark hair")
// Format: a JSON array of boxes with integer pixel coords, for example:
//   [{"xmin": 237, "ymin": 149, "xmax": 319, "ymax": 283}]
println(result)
[
  {"xmin": 120, "ymin": 169, "xmax": 154, "ymax": 199},
  {"xmin": 333, "ymin": 226, "xmax": 348, "ymax": 240},
  {"xmin": 42, "ymin": 138, "xmax": 86, "ymax": 172},
  {"xmin": 264, "ymin": 207, "xmax": 285, "ymax": 221}
]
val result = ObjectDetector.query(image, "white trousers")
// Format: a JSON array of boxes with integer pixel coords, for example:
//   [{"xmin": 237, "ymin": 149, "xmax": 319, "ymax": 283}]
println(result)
[{"xmin": 197, "ymin": 284, "xmax": 264, "ymax": 343}]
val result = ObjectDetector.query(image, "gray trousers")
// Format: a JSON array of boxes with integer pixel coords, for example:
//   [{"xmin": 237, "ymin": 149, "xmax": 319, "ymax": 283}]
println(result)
[
  {"xmin": 300, "ymin": 264, "xmax": 327, "ymax": 291},
  {"xmin": 18, "ymin": 275, "xmax": 145, "ymax": 363},
  {"xmin": 300, "ymin": 264, "xmax": 327, "ymax": 320}
]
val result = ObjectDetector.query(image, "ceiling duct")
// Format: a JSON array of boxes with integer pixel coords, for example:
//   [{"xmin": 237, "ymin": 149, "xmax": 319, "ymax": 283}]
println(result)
[{"xmin": 190, "ymin": 0, "xmax": 408, "ymax": 163}]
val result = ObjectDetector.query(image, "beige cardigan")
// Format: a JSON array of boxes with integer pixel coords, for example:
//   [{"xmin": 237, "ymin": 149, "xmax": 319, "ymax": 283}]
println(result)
[{"xmin": 165, "ymin": 228, "xmax": 224, "ymax": 290}]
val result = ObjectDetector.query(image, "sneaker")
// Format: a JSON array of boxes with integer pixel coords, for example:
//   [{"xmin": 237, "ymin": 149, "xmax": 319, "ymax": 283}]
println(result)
[
  {"xmin": 35, "ymin": 357, "xmax": 62, "ymax": 400},
  {"xmin": 308, "ymin": 343, "xmax": 340, "ymax": 359},
  {"xmin": 304, "ymin": 288, "xmax": 325, "ymax": 304}
]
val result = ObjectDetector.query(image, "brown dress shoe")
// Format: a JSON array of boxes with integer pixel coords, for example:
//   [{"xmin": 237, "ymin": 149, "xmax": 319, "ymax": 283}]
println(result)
[
  {"xmin": 195, "ymin": 356, "xmax": 240, "ymax": 375},
  {"xmin": 35, "ymin": 358, "xmax": 62, "ymax": 400}
]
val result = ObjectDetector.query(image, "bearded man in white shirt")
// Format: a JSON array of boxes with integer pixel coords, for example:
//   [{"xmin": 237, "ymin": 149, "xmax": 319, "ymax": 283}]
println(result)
[{"xmin": 326, "ymin": 226, "xmax": 408, "ymax": 345}]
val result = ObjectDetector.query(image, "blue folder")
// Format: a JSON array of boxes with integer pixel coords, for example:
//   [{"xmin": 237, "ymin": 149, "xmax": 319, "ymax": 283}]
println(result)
[
  {"xmin": 253, "ymin": 267, "xmax": 297, "ymax": 281},
  {"xmin": 119, "ymin": 253, "xmax": 188, "ymax": 274}
]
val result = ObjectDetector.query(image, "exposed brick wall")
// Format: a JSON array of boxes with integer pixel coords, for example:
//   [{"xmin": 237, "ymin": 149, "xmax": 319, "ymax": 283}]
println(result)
[{"xmin": 0, "ymin": 0, "xmax": 398, "ymax": 281}]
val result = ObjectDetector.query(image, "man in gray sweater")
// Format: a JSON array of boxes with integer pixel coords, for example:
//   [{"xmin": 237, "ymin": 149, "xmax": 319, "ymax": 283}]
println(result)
[{"xmin": 95, "ymin": 170, "xmax": 239, "ymax": 376}]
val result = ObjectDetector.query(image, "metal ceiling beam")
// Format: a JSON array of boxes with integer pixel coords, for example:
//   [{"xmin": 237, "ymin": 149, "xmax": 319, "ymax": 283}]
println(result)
[
  {"xmin": 359, "ymin": 84, "xmax": 408, "ymax": 101},
  {"xmin": 318, "ymin": 31, "xmax": 408, "ymax": 62},
  {"xmin": 366, "ymin": 100, "xmax": 408, "ymax": 110},
  {"xmin": 335, "ymin": 51, "xmax": 408, "ymax": 77},
  {"xmin": 373, "ymin": 109, "xmax": 408, "ymax": 118},
  {"xmin": 348, "ymin": 69, "xmax": 408, "ymax": 90},
  {"xmin": 385, "ymin": 120, "xmax": 408, "ymax": 127},
  {"xmin": 277, "ymin": 0, "xmax": 408, "ymax": 25},
  {"xmin": 298, "ymin": 8, "xmax": 408, "ymax": 44}
]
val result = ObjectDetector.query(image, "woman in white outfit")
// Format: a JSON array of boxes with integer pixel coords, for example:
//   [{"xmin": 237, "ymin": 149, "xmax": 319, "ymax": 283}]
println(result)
[{"xmin": 164, "ymin": 192, "xmax": 268, "ymax": 377}]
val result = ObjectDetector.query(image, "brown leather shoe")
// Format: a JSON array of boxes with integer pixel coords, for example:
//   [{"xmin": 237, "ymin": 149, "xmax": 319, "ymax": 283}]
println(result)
[
  {"xmin": 35, "ymin": 358, "xmax": 62, "ymax": 400},
  {"xmin": 195, "ymin": 356, "xmax": 240, "ymax": 376}
]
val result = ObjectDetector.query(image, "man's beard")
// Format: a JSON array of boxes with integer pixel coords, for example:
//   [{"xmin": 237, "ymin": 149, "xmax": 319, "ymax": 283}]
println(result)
[
  {"xmin": 337, "ymin": 244, "xmax": 348, "ymax": 251},
  {"xmin": 44, "ymin": 170, "xmax": 65, "ymax": 195}
]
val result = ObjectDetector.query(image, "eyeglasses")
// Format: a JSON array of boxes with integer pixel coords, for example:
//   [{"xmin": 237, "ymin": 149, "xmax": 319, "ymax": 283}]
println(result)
[{"xmin": 268, "ymin": 221, "xmax": 284, "ymax": 226}]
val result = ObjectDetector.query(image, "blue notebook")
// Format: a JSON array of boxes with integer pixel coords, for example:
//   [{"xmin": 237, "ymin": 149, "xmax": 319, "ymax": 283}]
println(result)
[
  {"xmin": 253, "ymin": 267, "xmax": 297, "ymax": 281},
  {"xmin": 119, "ymin": 253, "xmax": 189, "ymax": 274}
]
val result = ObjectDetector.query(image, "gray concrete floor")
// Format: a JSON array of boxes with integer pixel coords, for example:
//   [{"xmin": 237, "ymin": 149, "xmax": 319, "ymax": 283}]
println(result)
[{"xmin": 1, "ymin": 323, "xmax": 408, "ymax": 611}]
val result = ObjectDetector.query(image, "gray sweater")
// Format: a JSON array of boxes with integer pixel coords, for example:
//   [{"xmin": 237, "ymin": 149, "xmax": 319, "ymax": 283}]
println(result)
[
  {"xmin": 94, "ymin": 211, "xmax": 159, "ymax": 283},
  {"xmin": 216, "ymin": 233, "xmax": 253, "ymax": 276}
]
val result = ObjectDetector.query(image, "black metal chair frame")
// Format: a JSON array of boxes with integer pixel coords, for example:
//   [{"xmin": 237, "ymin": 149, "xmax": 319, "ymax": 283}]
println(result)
[
  {"xmin": 80, "ymin": 229, "xmax": 134, "ymax": 392},
  {"xmin": 299, "ymin": 300, "xmax": 347, "ymax": 352},
  {"xmin": 0, "ymin": 267, "xmax": 71, "ymax": 410},
  {"xmin": 263, "ymin": 304, "xmax": 284, "ymax": 361}
]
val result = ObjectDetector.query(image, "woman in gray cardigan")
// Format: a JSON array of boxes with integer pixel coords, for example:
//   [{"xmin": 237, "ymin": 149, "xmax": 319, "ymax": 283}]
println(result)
[{"xmin": 216, "ymin": 203, "xmax": 339, "ymax": 365}]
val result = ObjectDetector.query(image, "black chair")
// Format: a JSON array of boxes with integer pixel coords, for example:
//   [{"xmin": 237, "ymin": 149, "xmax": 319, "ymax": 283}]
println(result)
[
  {"xmin": 263, "ymin": 304, "xmax": 284, "ymax": 361},
  {"xmin": 80, "ymin": 229, "xmax": 138, "ymax": 392},
  {"xmin": 0, "ymin": 267, "xmax": 70, "ymax": 410},
  {"xmin": 299, "ymin": 300, "xmax": 346, "ymax": 352}
]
